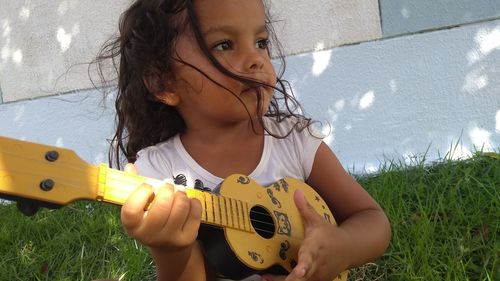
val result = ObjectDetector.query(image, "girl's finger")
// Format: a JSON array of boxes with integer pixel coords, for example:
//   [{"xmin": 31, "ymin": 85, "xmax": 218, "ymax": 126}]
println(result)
[
  {"xmin": 181, "ymin": 198, "xmax": 202, "ymax": 236},
  {"xmin": 288, "ymin": 241, "xmax": 316, "ymax": 281},
  {"xmin": 285, "ymin": 265, "xmax": 308, "ymax": 281},
  {"xmin": 124, "ymin": 163, "xmax": 138, "ymax": 174},
  {"xmin": 121, "ymin": 184, "xmax": 154, "ymax": 230},
  {"xmin": 294, "ymin": 189, "xmax": 321, "ymax": 227},
  {"xmin": 139, "ymin": 184, "xmax": 175, "ymax": 232},
  {"xmin": 164, "ymin": 191, "xmax": 193, "ymax": 236}
]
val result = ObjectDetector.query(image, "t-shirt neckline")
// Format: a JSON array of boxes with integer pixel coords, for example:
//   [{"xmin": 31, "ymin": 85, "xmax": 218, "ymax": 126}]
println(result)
[{"xmin": 173, "ymin": 123, "xmax": 272, "ymax": 182}]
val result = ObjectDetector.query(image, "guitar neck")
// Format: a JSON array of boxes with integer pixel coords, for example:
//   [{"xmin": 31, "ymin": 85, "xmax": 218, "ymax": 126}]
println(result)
[
  {"xmin": 97, "ymin": 165, "xmax": 253, "ymax": 232},
  {"xmin": 0, "ymin": 136, "xmax": 251, "ymax": 231}
]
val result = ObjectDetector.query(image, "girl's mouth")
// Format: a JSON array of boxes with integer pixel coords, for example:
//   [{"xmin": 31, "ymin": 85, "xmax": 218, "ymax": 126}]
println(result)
[
  {"xmin": 241, "ymin": 85, "xmax": 266, "ymax": 95},
  {"xmin": 241, "ymin": 87, "xmax": 258, "ymax": 94}
]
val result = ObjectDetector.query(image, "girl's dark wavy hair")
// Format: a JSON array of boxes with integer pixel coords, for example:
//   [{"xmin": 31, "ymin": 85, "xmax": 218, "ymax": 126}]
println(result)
[{"xmin": 93, "ymin": 0, "xmax": 313, "ymax": 169}]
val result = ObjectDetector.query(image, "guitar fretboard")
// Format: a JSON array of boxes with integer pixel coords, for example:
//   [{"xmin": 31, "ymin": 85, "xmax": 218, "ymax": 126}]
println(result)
[{"xmin": 98, "ymin": 165, "xmax": 253, "ymax": 232}]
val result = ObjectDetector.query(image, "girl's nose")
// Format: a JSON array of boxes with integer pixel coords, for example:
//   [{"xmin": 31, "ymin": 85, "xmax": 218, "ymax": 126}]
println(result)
[{"xmin": 243, "ymin": 49, "xmax": 265, "ymax": 72}]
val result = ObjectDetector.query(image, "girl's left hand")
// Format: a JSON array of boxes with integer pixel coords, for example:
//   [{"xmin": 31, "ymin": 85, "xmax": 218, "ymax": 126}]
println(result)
[{"xmin": 260, "ymin": 189, "xmax": 351, "ymax": 281}]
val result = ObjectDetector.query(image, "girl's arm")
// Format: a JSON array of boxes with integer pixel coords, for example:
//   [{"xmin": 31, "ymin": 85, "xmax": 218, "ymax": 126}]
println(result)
[
  {"xmin": 307, "ymin": 142, "xmax": 391, "ymax": 268},
  {"xmin": 150, "ymin": 241, "xmax": 208, "ymax": 281},
  {"xmin": 121, "ymin": 164, "xmax": 207, "ymax": 281},
  {"xmin": 262, "ymin": 142, "xmax": 391, "ymax": 281}
]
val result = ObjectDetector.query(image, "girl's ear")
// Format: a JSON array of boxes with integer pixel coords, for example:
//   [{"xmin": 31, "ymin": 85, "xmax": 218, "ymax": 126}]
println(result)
[
  {"xmin": 154, "ymin": 91, "xmax": 181, "ymax": 106},
  {"xmin": 142, "ymin": 75, "xmax": 181, "ymax": 106}
]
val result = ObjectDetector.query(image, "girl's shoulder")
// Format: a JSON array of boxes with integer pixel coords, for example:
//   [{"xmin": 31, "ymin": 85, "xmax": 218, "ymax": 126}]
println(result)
[
  {"xmin": 263, "ymin": 116, "xmax": 324, "ymax": 139},
  {"xmin": 134, "ymin": 136, "xmax": 178, "ymax": 180},
  {"xmin": 260, "ymin": 116, "xmax": 325, "ymax": 182},
  {"xmin": 136, "ymin": 136, "xmax": 177, "ymax": 158},
  {"xmin": 263, "ymin": 115, "xmax": 325, "ymax": 159}
]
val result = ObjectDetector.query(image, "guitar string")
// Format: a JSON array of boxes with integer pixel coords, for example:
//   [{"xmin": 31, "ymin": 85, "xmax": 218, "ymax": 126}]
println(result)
[
  {"xmin": 0, "ymin": 149, "xmax": 280, "ymax": 225},
  {"xmin": 1, "ymin": 167, "xmax": 301, "ymax": 241},
  {"xmin": 1, "ymin": 150, "xmax": 322, "ymax": 238},
  {"xmin": 104, "ymin": 176, "xmax": 314, "ymax": 240},
  {"xmin": 197, "ymin": 222, "xmax": 306, "ymax": 244},
  {"xmin": 0, "ymin": 158, "xmax": 278, "ymax": 227},
  {"xmin": 104, "ymin": 172, "xmax": 297, "ymax": 232},
  {"xmin": 1, "ymin": 155, "xmax": 303, "ymax": 235},
  {"xmin": 103, "ymin": 175, "xmax": 285, "ymax": 237},
  {"xmin": 2, "ymin": 167, "xmax": 296, "ymax": 238},
  {"xmin": 2, "ymin": 166, "xmax": 297, "ymax": 237}
]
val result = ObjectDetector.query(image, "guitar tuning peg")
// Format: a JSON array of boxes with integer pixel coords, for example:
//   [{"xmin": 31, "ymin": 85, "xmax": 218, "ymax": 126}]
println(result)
[{"xmin": 16, "ymin": 201, "xmax": 40, "ymax": 216}]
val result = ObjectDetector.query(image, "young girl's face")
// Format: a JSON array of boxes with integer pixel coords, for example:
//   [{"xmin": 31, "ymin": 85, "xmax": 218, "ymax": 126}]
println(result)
[{"xmin": 166, "ymin": 0, "xmax": 277, "ymax": 125}]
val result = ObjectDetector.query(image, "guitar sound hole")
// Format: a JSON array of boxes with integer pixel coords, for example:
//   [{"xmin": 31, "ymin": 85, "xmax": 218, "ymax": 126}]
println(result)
[{"xmin": 250, "ymin": 205, "xmax": 275, "ymax": 239}]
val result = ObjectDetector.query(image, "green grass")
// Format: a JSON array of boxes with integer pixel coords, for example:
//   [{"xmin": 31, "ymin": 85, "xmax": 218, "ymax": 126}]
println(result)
[
  {"xmin": 350, "ymin": 152, "xmax": 499, "ymax": 281},
  {"xmin": 0, "ymin": 202, "xmax": 155, "ymax": 281},
  {"xmin": 0, "ymin": 152, "xmax": 498, "ymax": 281}
]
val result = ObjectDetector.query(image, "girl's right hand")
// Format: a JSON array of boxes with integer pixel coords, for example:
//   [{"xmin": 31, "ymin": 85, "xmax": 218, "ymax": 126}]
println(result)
[{"xmin": 120, "ymin": 163, "xmax": 203, "ymax": 251}]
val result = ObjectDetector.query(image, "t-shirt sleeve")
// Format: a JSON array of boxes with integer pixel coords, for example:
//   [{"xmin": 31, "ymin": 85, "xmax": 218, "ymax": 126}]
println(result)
[
  {"xmin": 294, "ymin": 126, "xmax": 324, "ymax": 179},
  {"xmin": 134, "ymin": 147, "xmax": 172, "ymax": 180}
]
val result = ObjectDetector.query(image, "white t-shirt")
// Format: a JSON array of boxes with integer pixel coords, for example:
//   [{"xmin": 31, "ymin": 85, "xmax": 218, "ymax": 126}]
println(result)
[
  {"xmin": 135, "ymin": 117, "xmax": 323, "ymax": 190},
  {"xmin": 134, "ymin": 117, "xmax": 323, "ymax": 281}
]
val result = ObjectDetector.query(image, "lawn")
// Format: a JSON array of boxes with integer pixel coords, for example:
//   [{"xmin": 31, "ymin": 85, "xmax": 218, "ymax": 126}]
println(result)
[{"xmin": 1, "ymin": 152, "xmax": 498, "ymax": 281}]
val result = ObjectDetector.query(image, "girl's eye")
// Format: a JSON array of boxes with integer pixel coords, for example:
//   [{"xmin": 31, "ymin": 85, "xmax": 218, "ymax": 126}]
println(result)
[
  {"xmin": 213, "ymin": 40, "xmax": 232, "ymax": 51},
  {"xmin": 256, "ymin": 39, "xmax": 270, "ymax": 50}
]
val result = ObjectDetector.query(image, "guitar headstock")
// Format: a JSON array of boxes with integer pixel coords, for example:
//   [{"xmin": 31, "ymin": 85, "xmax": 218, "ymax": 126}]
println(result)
[{"xmin": 0, "ymin": 136, "xmax": 99, "ymax": 215}]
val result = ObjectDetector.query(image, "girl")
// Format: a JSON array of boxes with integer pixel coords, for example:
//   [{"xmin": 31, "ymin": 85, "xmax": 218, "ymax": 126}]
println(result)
[{"xmin": 96, "ymin": 0, "xmax": 391, "ymax": 280}]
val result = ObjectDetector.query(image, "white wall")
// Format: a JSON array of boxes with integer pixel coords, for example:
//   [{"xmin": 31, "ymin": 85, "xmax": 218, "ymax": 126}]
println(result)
[
  {"xmin": 0, "ymin": 0, "xmax": 130, "ymax": 101},
  {"xmin": 287, "ymin": 20, "xmax": 500, "ymax": 172},
  {"xmin": 0, "ymin": 0, "xmax": 381, "ymax": 101},
  {"xmin": 1, "ymin": 0, "xmax": 499, "ymax": 173}
]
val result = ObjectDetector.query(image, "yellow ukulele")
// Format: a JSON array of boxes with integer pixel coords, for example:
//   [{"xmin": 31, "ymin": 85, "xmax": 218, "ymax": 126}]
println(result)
[{"xmin": 0, "ymin": 136, "xmax": 347, "ymax": 281}]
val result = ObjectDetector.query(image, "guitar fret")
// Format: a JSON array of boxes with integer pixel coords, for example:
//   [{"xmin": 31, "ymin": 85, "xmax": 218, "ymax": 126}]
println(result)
[
  {"xmin": 233, "ymin": 198, "xmax": 241, "ymax": 229},
  {"xmin": 216, "ymin": 195, "xmax": 224, "ymax": 226},
  {"xmin": 210, "ymin": 194, "xmax": 217, "ymax": 224},
  {"xmin": 96, "ymin": 164, "xmax": 107, "ymax": 200},
  {"xmin": 187, "ymin": 189, "xmax": 209, "ymax": 223},
  {"xmin": 228, "ymin": 198, "xmax": 233, "ymax": 228},
  {"xmin": 244, "ymin": 201, "xmax": 251, "ymax": 231},
  {"xmin": 223, "ymin": 196, "xmax": 229, "ymax": 227},
  {"xmin": 176, "ymin": 188, "xmax": 251, "ymax": 231},
  {"xmin": 204, "ymin": 192, "xmax": 212, "ymax": 223},
  {"xmin": 231, "ymin": 198, "xmax": 240, "ymax": 229},
  {"xmin": 237, "ymin": 199, "xmax": 245, "ymax": 231},
  {"xmin": 240, "ymin": 199, "xmax": 249, "ymax": 231},
  {"xmin": 201, "ymin": 191, "xmax": 208, "ymax": 222},
  {"xmin": 203, "ymin": 193, "xmax": 208, "ymax": 222}
]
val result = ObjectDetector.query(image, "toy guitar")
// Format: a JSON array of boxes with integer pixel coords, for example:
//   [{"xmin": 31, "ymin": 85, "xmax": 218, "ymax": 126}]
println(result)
[{"xmin": 0, "ymin": 136, "xmax": 347, "ymax": 281}]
